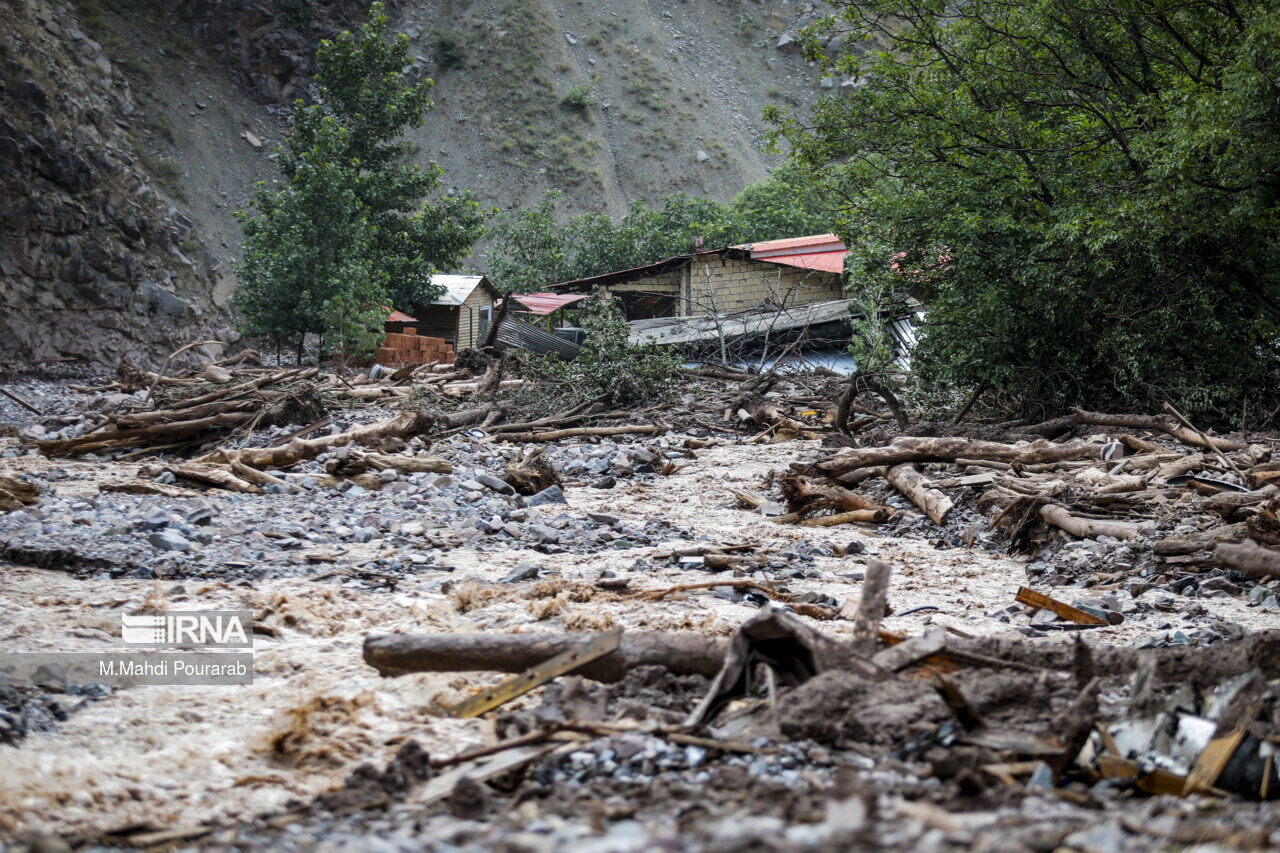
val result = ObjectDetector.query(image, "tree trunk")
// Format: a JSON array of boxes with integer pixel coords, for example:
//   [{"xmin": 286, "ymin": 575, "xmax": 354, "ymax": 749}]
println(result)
[
  {"xmin": 884, "ymin": 463, "xmax": 954, "ymax": 524},
  {"xmin": 364, "ymin": 631, "xmax": 729, "ymax": 683},
  {"xmin": 811, "ymin": 436, "xmax": 1100, "ymax": 478},
  {"xmin": 1040, "ymin": 503, "xmax": 1138, "ymax": 540}
]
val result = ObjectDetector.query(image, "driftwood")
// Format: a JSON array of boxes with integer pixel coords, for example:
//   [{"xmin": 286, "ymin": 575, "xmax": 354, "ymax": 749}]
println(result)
[
  {"xmin": 214, "ymin": 408, "xmax": 488, "ymax": 470},
  {"xmin": 1202, "ymin": 485, "xmax": 1278, "ymax": 517},
  {"xmin": 812, "ymin": 437, "xmax": 1100, "ymax": 478},
  {"xmin": 1039, "ymin": 504, "xmax": 1138, "ymax": 540},
  {"xmin": 777, "ymin": 472, "xmax": 882, "ymax": 518},
  {"xmin": 1153, "ymin": 523, "xmax": 1247, "ymax": 556},
  {"xmin": 1214, "ymin": 540, "xmax": 1280, "ymax": 579},
  {"xmin": 364, "ymin": 631, "xmax": 729, "ymax": 683},
  {"xmin": 1070, "ymin": 409, "xmax": 1247, "ymax": 453},
  {"xmin": 503, "ymin": 447, "xmax": 561, "ymax": 495},
  {"xmin": 496, "ymin": 424, "xmax": 666, "ymax": 443},
  {"xmin": 883, "ymin": 463, "xmax": 954, "ymax": 525},
  {"xmin": 0, "ymin": 475, "xmax": 39, "ymax": 511}
]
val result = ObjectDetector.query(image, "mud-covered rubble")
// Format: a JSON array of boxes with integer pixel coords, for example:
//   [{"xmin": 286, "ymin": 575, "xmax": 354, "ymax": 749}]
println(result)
[
  {"xmin": 0, "ymin": 432, "xmax": 705, "ymax": 583},
  {"xmin": 6, "ymin": 368, "xmax": 1280, "ymax": 849}
]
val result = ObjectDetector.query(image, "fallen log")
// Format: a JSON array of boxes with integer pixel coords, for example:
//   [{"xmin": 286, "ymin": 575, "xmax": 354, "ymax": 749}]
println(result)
[
  {"xmin": 884, "ymin": 463, "xmax": 954, "ymax": 525},
  {"xmin": 1070, "ymin": 409, "xmax": 1246, "ymax": 453},
  {"xmin": 214, "ymin": 408, "xmax": 484, "ymax": 469},
  {"xmin": 230, "ymin": 461, "xmax": 289, "ymax": 488},
  {"xmin": 1214, "ymin": 540, "xmax": 1280, "ymax": 579},
  {"xmin": 811, "ymin": 437, "xmax": 1100, "ymax": 478},
  {"xmin": 496, "ymin": 424, "xmax": 666, "ymax": 443},
  {"xmin": 1039, "ymin": 504, "xmax": 1138, "ymax": 540},
  {"xmin": 165, "ymin": 463, "xmax": 259, "ymax": 494},
  {"xmin": 1153, "ymin": 523, "xmax": 1247, "ymax": 556},
  {"xmin": 1202, "ymin": 485, "xmax": 1278, "ymax": 517},
  {"xmin": 364, "ymin": 631, "xmax": 729, "ymax": 683}
]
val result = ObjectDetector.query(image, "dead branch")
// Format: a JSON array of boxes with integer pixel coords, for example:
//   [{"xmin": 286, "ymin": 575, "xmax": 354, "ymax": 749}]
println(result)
[
  {"xmin": 811, "ymin": 436, "xmax": 1101, "ymax": 478},
  {"xmin": 1070, "ymin": 409, "xmax": 1246, "ymax": 452}
]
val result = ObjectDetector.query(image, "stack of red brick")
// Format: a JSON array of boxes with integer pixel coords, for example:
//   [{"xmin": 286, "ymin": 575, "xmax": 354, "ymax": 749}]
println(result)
[{"xmin": 374, "ymin": 327, "xmax": 455, "ymax": 366}]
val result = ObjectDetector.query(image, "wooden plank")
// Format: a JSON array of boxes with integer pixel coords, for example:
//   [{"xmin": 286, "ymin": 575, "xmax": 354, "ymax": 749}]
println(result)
[
  {"xmin": 447, "ymin": 628, "xmax": 622, "ymax": 718},
  {"xmin": 872, "ymin": 628, "xmax": 948, "ymax": 672},
  {"xmin": 412, "ymin": 742, "xmax": 569, "ymax": 806},
  {"xmin": 1015, "ymin": 586, "xmax": 1107, "ymax": 626}
]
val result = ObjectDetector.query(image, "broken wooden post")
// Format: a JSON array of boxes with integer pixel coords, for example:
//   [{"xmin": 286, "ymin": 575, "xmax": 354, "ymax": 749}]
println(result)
[
  {"xmin": 849, "ymin": 558, "xmax": 892, "ymax": 656},
  {"xmin": 884, "ymin": 463, "xmax": 953, "ymax": 525}
]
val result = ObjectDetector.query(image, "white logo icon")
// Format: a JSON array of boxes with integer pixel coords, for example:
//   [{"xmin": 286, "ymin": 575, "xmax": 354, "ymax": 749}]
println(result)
[{"xmin": 120, "ymin": 612, "xmax": 251, "ymax": 647}]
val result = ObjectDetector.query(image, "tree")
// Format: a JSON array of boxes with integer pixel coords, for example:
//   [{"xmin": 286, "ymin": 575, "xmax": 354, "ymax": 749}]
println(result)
[
  {"xmin": 770, "ymin": 0, "xmax": 1280, "ymax": 424},
  {"xmin": 235, "ymin": 3, "xmax": 483, "ymax": 360},
  {"xmin": 485, "ymin": 167, "xmax": 845, "ymax": 293}
]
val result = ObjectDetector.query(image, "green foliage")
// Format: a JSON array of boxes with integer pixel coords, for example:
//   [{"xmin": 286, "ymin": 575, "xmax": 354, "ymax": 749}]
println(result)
[
  {"xmin": 771, "ymin": 0, "xmax": 1280, "ymax": 424},
  {"xmin": 234, "ymin": 4, "xmax": 482, "ymax": 355},
  {"xmin": 560, "ymin": 77, "xmax": 597, "ymax": 115},
  {"xmin": 429, "ymin": 28, "xmax": 465, "ymax": 69},
  {"xmin": 485, "ymin": 163, "xmax": 842, "ymax": 292},
  {"xmin": 520, "ymin": 290, "xmax": 682, "ymax": 412}
]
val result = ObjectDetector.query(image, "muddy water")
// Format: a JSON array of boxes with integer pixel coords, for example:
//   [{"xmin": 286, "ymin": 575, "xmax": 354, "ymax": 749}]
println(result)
[{"xmin": 0, "ymin": 439, "xmax": 1272, "ymax": 837}]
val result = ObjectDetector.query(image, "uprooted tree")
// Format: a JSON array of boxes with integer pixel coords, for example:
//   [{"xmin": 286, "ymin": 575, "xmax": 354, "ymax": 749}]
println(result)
[
  {"xmin": 234, "ymin": 3, "xmax": 483, "ymax": 361},
  {"xmin": 772, "ymin": 0, "xmax": 1280, "ymax": 425}
]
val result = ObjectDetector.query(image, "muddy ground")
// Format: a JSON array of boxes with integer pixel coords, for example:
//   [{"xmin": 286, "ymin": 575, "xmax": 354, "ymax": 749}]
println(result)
[{"xmin": 1, "ymin": 376, "xmax": 1279, "ymax": 852}]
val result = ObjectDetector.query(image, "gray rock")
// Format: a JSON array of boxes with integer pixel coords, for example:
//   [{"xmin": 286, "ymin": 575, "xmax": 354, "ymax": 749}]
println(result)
[
  {"xmin": 148, "ymin": 529, "xmax": 192, "ymax": 552},
  {"xmin": 526, "ymin": 486, "xmax": 567, "ymax": 507},
  {"xmin": 476, "ymin": 473, "xmax": 515, "ymax": 495},
  {"xmin": 696, "ymin": 150, "xmax": 710, "ymax": 162},
  {"xmin": 528, "ymin": 524, "xmax": 562, "ymax": 544},
  {"xmin": 776, "ymin": 32, "xmax": 798, "ymax": 52}
]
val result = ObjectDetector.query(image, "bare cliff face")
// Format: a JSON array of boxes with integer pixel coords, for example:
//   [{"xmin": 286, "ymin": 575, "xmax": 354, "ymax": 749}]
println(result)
[
  {"xmin": 0, "ymin": 0, "xmax": 241, "ymax": 367},
  {"xmin": 0, "ymin": 0, "xmax": 833, "ymax": 365}
]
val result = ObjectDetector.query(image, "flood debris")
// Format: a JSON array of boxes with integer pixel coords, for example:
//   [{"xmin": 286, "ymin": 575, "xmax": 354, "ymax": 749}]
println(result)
[{"xmin": 7, "ymin": 358, "xmax": 1280, "ymax": 848}]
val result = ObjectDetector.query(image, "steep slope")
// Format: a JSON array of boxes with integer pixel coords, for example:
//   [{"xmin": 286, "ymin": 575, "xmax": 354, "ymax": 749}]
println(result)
[
  {"xmin": 395, "ymin": 0, "xmax": 832, "ymax": 218},
  {"xmin": 0, "ymin": 0, "xmax": 239, "ymax": 366},
  {"xmin": 0, "ymin": 0, "xmax": 833, "ymax": 363}
]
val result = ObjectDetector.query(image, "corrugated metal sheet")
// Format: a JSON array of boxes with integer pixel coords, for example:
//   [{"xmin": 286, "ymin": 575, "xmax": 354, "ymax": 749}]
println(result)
[
  {"xmin": 431, "ymin": 274, "xmax": 487, "ymax": 306},
  {"xmin": 491, "ymin": 314, "xmax": 582, "ymax": 360},
  {"xmin": 752, "ymin": 250, "xmax": 846, "ymax": 274},
  {"xmin": 510, "ymin": 292, "xmax": 589, "ymax": 315},
  {"xmin": 738, "ymin": 233, "xmax": 844, "ymax": 256},
  {"xmin": 628, "ymin": 299, "xmax": 853, "ymax": 347}
]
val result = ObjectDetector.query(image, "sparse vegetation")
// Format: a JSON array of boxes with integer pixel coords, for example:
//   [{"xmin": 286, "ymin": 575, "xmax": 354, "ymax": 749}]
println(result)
[
  {"xmin": 559, "ymin": 78, "xmax": 597, "ymax": 116},
  {"xmin": 429, "ymin": 28, "xmax": 465, "ymax": 69}
]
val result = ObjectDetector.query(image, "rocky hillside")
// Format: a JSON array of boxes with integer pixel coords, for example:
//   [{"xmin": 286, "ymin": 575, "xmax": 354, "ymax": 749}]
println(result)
[
  {"xmin": 0, "ymin": 0, "xmax": 834, "ymax": 365},
  {"xmin": 0, "ymin": 0, "xmax": 239, "ymax": 367}
]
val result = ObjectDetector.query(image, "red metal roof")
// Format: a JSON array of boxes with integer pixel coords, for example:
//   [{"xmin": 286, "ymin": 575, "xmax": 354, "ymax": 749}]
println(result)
[
  {"xmin": 736, "ymin": 233, "xmax": 847, "ymax": 274},
  {"xmin": 754, "ymin": 250, "xmax": 847, "ymax": 274},
  {"xmin": 386, "ymin": 310, "xmax": 418, "ymax": 323},
  {"xmin": 738, "ymin": 233, "xmax": 844, "ymax": 256},
  {"xmin": 510, "ymin": 292, "xmax": 590, "ymax": 315}
]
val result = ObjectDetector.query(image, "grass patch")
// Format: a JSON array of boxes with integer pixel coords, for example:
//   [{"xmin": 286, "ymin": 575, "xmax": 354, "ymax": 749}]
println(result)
[{"xmin": 559, "ymin": 77, "xmax": 596, "ymax": 115}]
